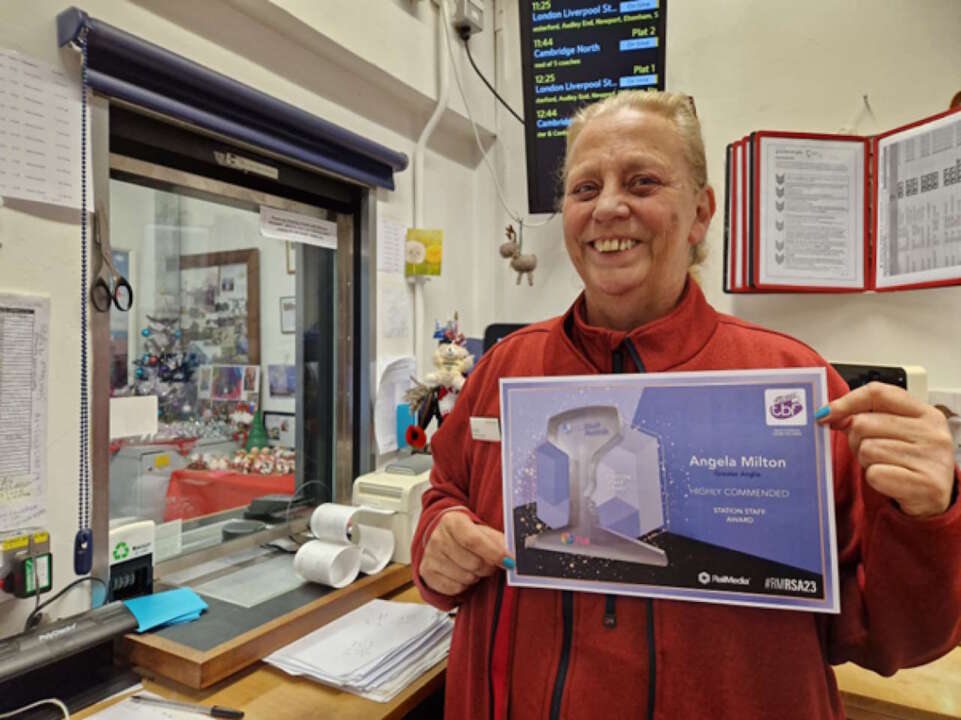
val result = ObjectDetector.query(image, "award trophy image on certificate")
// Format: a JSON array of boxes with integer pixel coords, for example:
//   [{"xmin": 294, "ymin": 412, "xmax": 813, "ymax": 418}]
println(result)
[
  {"xmin": 527, "ymin": 405, "xmax": 668, "ymax": 568},
  {"xmin": 500, "ymin": 369, "xmax": 840, "ymax": 613}
]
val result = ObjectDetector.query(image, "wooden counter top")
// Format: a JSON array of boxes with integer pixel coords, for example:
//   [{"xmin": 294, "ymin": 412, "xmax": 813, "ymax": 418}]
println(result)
[
  {"xmin": 79, "ymin": 574, "xmax": 960, "ymax": 720},
  {"xmin": 836, "ymin": 648, "xmax": 961, "ymax": 720},
  {"xmin": 77, "ymin": 586, "xmax": 447, "ymax": 720}
]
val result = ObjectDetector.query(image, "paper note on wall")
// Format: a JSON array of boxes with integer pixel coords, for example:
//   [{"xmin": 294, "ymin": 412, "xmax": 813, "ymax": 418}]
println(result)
[
  {"xmin": 379, "ymin": 273, "xmax": 410, "ymax": 339},
  {"xmin": 0, "ymin": 48, "xmax": 87, "ymax": 209},
  {"xmin": 0, "ymin": 294, "xmax": 50, "ymax": 531},
  {"xmin": 377, "ymin": 215, "xmax": 407, "ymax": 274},
  {"xmin": 260, "ymin": 205, "xmax": 338, "ymax": 250}
]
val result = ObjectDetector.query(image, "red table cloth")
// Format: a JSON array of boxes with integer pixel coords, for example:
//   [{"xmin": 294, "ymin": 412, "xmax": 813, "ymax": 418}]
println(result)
[{"xmin": 164, "ymin": 469, "xmax": 295, "ymax": 521}]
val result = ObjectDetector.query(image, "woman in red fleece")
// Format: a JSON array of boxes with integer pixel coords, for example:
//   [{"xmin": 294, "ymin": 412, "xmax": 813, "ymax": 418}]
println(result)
[{"xmin": 412, "ymin": 91, "xmax": 961, "ymax": 720}]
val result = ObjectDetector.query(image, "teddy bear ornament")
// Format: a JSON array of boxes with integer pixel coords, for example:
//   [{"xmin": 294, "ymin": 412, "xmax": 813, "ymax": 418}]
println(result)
[{"xmin": 403, "ymin": 314, "xmax": 475, "ymax": 448}]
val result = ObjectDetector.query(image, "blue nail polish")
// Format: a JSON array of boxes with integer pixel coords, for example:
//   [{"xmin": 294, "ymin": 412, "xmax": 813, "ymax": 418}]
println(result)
[
  {"xmin": 502, "ymin": 557, "xmax": 516, "ymax": 569},
  {"xmin": 814, "ymin": 406, "xmax": 830, "ymax": 420}
]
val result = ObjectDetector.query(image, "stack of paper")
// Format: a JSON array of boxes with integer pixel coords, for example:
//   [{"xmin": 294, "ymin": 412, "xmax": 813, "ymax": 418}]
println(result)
[{"xmin": 265, "ymin": 599, "xmax": 453, "ymax": 702}]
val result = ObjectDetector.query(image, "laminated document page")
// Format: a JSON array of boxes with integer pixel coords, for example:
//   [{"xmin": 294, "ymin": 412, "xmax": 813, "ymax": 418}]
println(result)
[
  {"xmin": 0, "ymin": 294, "xmax": 49, "ymax": 531},
  {"xmin": 500, "ymin": 369, "xmax": 839, "ymax": 613},
  {"xmin": 875, "ymin": 109, "xmax": 961, "ymax": 289},
  {"xmin": 756, "ymin": 135, "xmax": 866, "ymax": 289}
]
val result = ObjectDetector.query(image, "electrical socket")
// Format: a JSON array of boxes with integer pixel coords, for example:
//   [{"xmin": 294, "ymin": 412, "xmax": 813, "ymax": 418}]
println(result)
[{"xmin": 452, "ymin": 0, "xmax": 484, "ymax": 36}]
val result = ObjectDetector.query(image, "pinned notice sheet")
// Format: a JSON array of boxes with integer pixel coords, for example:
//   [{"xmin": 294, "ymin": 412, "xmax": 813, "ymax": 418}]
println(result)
[
  {"xmin": 0, "ymin": 48, "xmax": 86, "ymax": 209},
  {"xmin": 0, "ymin": 294, "xmax": 49, "ymax": 532},
  {"xmin": 377, "ymin": 215, "xmax": 406, "ymax": 274}
]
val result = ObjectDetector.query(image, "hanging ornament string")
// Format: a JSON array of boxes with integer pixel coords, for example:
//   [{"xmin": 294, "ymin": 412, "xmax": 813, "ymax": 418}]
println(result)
[{"xmin": 75, "ymin": 26, "xmax": 93, "ymax": 575}]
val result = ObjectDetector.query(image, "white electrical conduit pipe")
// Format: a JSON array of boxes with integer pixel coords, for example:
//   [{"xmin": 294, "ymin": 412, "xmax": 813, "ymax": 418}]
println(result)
[{"xmin": 410, "ymin": 0, "xmax": 452, "ymax": 376}]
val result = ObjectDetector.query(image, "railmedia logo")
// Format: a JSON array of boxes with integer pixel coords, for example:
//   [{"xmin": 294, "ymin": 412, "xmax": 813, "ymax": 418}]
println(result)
[{"xmin": 698, "ymin": 572, "xmax": 750, "ymax": 587}]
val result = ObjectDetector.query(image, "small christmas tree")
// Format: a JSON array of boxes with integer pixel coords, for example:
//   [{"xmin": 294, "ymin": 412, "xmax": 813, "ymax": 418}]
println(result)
[{"xmin": 127, "ymin": 314, "xmax": 200, "ymax": 423}]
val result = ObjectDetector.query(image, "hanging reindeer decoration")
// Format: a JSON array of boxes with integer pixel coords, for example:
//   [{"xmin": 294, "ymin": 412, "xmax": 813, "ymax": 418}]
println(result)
[{"xmin": 499, "ymin": 224, "xmax": 536, "ymax": 286}]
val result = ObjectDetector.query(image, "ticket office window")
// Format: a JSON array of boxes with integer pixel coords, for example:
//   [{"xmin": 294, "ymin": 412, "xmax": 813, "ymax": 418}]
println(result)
[{"xmin": 102, "ymin": 106, "xmax": 365, "ymax": 561}]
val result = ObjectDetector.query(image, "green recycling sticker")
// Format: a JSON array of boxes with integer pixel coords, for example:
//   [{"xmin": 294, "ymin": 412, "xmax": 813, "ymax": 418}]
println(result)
[{"xmin": 113, "ymin": 541, "xmax": 129, "ymax": 561}]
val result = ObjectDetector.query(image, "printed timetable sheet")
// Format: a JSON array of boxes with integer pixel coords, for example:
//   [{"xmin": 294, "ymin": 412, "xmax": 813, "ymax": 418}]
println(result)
[
  {"xmin": 0, "ymin": 48, "xmax": 84, "ymax": 209},
  {"xmin": 877, "ymin": 111, "xmax": 961, "ymax": 288},
  {"xmin": 0, "ymin": 295, "xmax": 50, "ymax": 531}
]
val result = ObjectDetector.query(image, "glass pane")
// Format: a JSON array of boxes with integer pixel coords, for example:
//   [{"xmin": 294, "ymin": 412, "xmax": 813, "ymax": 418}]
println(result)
[{"xmin": 107, "ymin": 176, "xmax": 331, "ymax": 560}]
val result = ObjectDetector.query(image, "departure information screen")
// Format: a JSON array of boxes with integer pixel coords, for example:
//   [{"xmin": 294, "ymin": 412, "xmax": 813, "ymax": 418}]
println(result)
[{"xmin": 518, "ymin": 1, "xmax": 666, "ymax": 213}]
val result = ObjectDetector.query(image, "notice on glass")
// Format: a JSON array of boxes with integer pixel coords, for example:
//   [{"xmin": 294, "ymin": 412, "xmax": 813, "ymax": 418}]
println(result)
[
  {"xmin": 260, "ymin": 205, "xmax": 338, "ymax": 250},
  {"xmin": 500, "ymin": 368, "xmax": 839, "ymax": 613},
  {"xmin": 757, "ymin": 136, "xmax": 865, "ymax": 288},
  {"xmin": 0, "ymin": 48, "xmax": 86, "ymax": 209},
  {"xmin": 0, "ymin": 294, "xmax": 50, "ymax": 531},
  {"xmin": 876, "ymin": 111, "xmax": 961, "ymax": 288}
]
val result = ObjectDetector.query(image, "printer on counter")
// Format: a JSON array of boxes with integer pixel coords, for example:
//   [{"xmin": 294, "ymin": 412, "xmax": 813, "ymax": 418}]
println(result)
[{"xmin": 352, "ymin": 453, "xmax": 432, "ymax": 564}]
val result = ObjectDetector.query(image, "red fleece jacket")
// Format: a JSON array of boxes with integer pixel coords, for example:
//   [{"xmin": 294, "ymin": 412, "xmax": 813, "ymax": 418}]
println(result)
[{"xmin": 411, "ymin": 282, "xmax": 961, "ymax": 720}]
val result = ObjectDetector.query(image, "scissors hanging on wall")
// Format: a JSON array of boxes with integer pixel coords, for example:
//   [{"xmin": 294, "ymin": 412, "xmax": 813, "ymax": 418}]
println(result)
[{"xmin": 90, "ymin": 204, "xmax": 133, "ymax": 312}]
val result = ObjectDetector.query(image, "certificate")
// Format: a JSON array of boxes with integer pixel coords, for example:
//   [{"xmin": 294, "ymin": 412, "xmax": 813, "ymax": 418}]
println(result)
[{"xmin": 500, "ymin": 368, "xmax": 839, "ymax": 613}]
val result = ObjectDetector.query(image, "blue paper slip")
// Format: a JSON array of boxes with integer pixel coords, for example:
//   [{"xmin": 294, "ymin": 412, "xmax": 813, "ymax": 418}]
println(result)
[
  {"xmin": 396, "ymin": 404, "xmax": 415, "ymax": 449},
  {"xmin": 123, "ymin": 588, "xmax": 208, "ymax": 632}
]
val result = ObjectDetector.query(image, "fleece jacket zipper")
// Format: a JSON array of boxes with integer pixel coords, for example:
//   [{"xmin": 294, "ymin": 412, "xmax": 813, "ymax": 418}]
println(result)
[
  {"xmin": 546, "ymin": 337, "xmax": 657, "ymax": 720},
  {"xmin": 489, "ymin": 573, "xmax": 506, "ymax": 720},
  {"xmin": 620, "ymin": 339, "xmax": 657, "ymax": 720}
]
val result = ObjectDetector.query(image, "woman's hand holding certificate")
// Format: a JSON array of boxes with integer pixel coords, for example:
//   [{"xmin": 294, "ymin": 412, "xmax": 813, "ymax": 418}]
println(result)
[{"xmin": 817, "ymin": 381, "xmax": 956, "ymax": 518}]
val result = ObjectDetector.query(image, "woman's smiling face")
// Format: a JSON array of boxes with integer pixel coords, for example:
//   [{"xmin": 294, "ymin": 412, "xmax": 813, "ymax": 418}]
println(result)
[{"xmin": 562, "ymin": 107, "xmax": 713, "ymax": 329}]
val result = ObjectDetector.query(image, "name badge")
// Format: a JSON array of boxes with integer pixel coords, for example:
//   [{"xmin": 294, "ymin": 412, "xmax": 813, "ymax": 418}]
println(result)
[{"xmin": 470, "ymin": 417, "xmax": 501, "ymax": 442}]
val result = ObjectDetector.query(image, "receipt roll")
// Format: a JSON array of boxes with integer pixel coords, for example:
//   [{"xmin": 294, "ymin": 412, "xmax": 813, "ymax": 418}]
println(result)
[{"xmin": 294, "ymin": 542, "xmax": 362, "ymax": 588}]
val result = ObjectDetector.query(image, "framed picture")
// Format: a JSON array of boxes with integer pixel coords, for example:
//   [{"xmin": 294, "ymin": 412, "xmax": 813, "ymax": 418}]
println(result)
[
  {"xmin": 286, "ymin": 241, "xmax": 296, "ymax": 275},
  {"xmin": 180, "ymin": 249, "xmax": 261, "ymax": 364},
  {"xmin": 264, "ymin": 411, "xmax": 296, "ymax": 447},
  {"xmin": 280, "ymin": 296, "xmax": 296, "ymax": 335},
  {"xmin": 210, "ymin": 365, "xmax": 244, "ymax": 400},
  {"xmin": 197, "ymin": 365, "xmax": 212, "ymax": 399},
  {"xmin": 268, "ymin": 364, "xmax": 296, "ymax": 397},
  {"xmin": 243, "ymin": 365, "xmax": 260, "ymax": 393}
]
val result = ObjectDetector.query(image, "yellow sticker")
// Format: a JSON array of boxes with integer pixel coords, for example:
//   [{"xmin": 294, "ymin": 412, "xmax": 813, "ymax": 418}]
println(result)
[
  {"xmin": 155, "ymin": 454, "xmax": 171, "ymax": 469},
  {"xmin": 1, "ymin": 537, "xmax": 28, "ymax": 551}
]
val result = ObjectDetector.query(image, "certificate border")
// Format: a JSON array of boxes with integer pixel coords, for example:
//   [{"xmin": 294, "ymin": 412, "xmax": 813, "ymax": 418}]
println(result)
[{"xmin": 499, "ymin": 367, "xmax": 839, "ymax": 613}]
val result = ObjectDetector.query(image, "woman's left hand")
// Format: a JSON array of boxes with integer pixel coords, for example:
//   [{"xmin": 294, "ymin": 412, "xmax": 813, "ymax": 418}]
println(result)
[{"xmin": 817, "ymin": 381, "xmax": 957, "ymax": 517}]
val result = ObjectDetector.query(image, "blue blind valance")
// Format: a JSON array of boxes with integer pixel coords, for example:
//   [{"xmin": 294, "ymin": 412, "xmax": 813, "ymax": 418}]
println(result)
[{"xmin": 57, "ymin": 7, "xmax": 408, "ymax": 190}]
